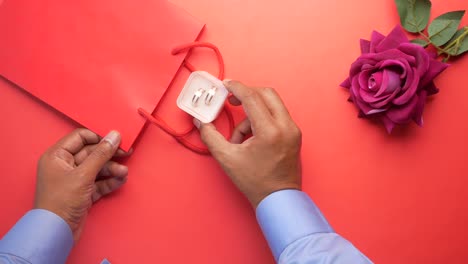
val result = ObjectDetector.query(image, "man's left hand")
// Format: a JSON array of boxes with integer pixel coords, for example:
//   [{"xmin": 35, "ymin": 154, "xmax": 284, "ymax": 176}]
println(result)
[{"xmin": 34, "ymin": 129, "xmax": 130, "ymax": 242}]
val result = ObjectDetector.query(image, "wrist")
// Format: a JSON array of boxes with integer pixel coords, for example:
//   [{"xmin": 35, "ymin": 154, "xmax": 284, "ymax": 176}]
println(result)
[
  {"xmin": 250, "ymin": 183, "xmax": 301, "ymax": 208},
  {"xmin": 34, "ymin": 202, "xmax": 77, "ymax": 239}
]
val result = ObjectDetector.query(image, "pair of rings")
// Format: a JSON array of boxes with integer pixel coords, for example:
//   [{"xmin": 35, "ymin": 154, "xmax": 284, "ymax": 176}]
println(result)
[{"xmin": 192, "ymin": 86, "xmax": 217, "ymax": 107}]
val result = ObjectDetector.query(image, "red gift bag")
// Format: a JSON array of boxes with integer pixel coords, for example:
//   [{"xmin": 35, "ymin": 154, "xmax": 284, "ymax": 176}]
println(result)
[{"xmin": 0, "ymin": 0, "xmax": 231, "ymax": 152}]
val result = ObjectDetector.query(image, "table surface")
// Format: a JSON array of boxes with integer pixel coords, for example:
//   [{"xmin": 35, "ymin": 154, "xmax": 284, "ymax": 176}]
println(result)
[{"xmin": 1, "ymin": 0, "xmax": 468, "ymax": 263}]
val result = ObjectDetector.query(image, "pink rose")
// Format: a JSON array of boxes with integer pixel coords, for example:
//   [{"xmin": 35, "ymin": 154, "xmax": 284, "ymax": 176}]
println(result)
[{"xmin": 341, "ymin": 26, "xmax": 448, "ymax": 133}]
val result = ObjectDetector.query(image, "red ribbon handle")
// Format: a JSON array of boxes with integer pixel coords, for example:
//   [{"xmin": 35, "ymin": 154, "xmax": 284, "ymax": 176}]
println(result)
[{"xmin": 137, "ymin": 42, "xmax": 234, "ymax": 155}]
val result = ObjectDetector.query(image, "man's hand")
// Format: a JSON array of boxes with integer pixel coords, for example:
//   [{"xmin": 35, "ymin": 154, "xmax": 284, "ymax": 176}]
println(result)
[
  {"xmin": 195, "ymin": 80, "xmax": 302, "ymax": 208},
  {"xmin": 34, "ymin": 129, "xmax": 130, "ymax": 241}
]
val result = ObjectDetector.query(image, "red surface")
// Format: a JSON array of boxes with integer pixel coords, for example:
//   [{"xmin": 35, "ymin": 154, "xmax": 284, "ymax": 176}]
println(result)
[
  {"xmin": 0, "ymin": 0, "xmax": 204, "ymax": 151},
  {"xmin": 1, "ymin": 0, "xmax": 468, "ymax": 263}
]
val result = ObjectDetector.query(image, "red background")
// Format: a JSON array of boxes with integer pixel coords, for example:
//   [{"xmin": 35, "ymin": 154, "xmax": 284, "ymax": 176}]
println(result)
[{"xmin": 1, "ymin": 0, "xmax": 468, "ymax": 263}]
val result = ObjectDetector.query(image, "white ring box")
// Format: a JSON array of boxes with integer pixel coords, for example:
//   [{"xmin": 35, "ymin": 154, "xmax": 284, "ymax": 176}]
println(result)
[{"xmin": 177, "ymin": 71, "xmax": 229, "ymax": 123}]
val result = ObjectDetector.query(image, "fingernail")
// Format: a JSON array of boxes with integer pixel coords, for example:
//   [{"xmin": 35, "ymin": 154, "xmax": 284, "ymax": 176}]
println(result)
[
  {"xmin": 223, "ymin": 79, "xmax": 232, "ymax": 86},
  {"xmin": 103, "ymin": 130, "xmax": 121, "ymax": 147},
  {"xmin": 193, "ymin": 118, "xmax": 201, "ymax": 129},
  {"xmin": 118, "ymin": 165, "xmax": 129, "ymax": 176}
]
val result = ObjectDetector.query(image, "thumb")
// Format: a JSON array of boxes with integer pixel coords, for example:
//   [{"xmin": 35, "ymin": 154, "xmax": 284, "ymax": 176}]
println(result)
[
  {"xmin": 194, "ymin": 119, "xmax": 230, "ymax": 156},
  {"xmin": 79, "ymin": 130, "xmax": 121, "ymax": 180}
]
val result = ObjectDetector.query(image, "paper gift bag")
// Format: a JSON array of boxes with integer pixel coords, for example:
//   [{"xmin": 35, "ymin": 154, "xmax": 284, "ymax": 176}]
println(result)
[{"xmin": 0, "ymin": 0, "xmax": 206, "ymax": 151}]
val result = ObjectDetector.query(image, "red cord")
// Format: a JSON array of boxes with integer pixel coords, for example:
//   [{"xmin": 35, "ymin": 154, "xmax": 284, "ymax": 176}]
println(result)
[
  {"xmin": 183, "ymin": 61, "xmax": 197, "ymax": 73},
  {"xmin": 172, "ymin": 42, "xmax": 225, "ymax": 80},
  {"xmin": 138, "ymin": 42, "xmax": 234, "ymax": 155},
  {"xmin": 137, "ymin": 108, "xmax": 194, "ymax": 137}
]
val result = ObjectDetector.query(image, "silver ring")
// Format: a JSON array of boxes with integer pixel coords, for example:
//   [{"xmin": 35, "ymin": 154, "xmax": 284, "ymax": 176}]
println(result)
[
  {"xmin": 205, "ymin": 86, "xmax": 217, "ymax": 105},
  {"xmin": 192, "ymin": 88, "xmax": 205, "ymax": 107}
]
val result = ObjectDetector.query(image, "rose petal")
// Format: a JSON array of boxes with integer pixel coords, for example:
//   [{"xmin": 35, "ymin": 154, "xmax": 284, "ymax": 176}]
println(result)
[
  {"xmin": 376, "ymin": 69, "xmax": 401, "ymax": 97},
  {"xmin": 381, "ymin": 115, "xmax": 396, "ymax": 133},
  {"xmin": 350, "ymin": 58, "xmax": 378, "ymax": 77},
  {"xmin": 370, "ymin": 31, "xmax": 386, "ymax": 53},
  {"xmin": 341, "ymin": 78, "xmax": 351, "ymax": 88},
  {"xmin": 419, "ymin": 60, "xmax": 449, "ymax": 88},
  {"xmin": 375, "ymin": 26, "xmax": 409, "ymax": 52},
  {"xmin": 412, "ymin": 90, "xmax": 427, "ymax": 126},
  {"xmin": 352, "ymin": 76, "xmax": 386, "ymax": 115},
  {"xmin": 360, "ymin": 88, "xmax": 390, "ymax": 103},
  {"xmin": 393, "ymin": 68, "xmax": 419, "ymax": 105},
  {"xmin": 393, "ymin": 59, "xmax": 413, "ymax": 92},
  {"xmin": 368, "ymin": 71, "xmax": 383, "ymax": 91},
  {"xmin": 379, "ymin": 59, "xmax": 407, "ymax": 78},
  {"xmin": 396, "ymin": 58, "xmax": 413, "ymax": 88},
  {"xmin": 370, "ymin": 87, "xmax": 401, "ymax": 109},
  {"xmin": 356, "ymin": 97, "xmax": 387, "ymax": 115},
  {"xmin": 354, "ymin": 98, "xmax": 373, "ymax": 114},
  {"xmin": 362, "ymin": 64, "xmax": 374, "ymax": 71},
  {"xmin": 351, "ymin": 76, "xmax": 361, "ymax": 100},
  {"xmin": 424, "ymin": 81, "xmax": 439, "ymax": 96},
  {"xmin": 398, "ymin": 43, "xmax": 430, "ymax": 77},
  {"xmin": 367, "ymin": 108, "xmax": 388, "ymax": 115},
  {"xmin": 358, "ymin": 69, "xmax": 373, "ymax": 91},
  {"xmin": 360, "ymin": 39, "xmax": 371, "ymax": 54},
  {"xmin": 359, "ymin": 49, "xmax": 416, "ymax": 65},
  {"xmin": 386, "ymin": 94, "xmax": 419, "ymax": 124}
]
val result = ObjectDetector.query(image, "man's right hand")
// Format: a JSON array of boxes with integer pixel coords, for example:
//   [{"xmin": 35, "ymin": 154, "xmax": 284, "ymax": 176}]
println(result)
[{"xmin": 194, "ymin": 80, "xmax": 302, "ymax": 208}]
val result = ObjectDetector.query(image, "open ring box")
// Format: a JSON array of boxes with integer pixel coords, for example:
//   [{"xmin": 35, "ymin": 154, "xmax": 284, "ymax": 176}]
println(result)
[{"xmin": 177, "ymin": 71, "xmax": 229, "ymax": 123}]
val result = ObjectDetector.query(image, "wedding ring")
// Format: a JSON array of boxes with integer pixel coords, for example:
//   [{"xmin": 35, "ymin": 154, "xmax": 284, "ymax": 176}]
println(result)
[
  {"xmin": 192, "ymin": 88, "xmax": 205, "ymax": 107},
  {"xmin": 205, "ymin": 86, "xmax": 217, "ymax": 105}
]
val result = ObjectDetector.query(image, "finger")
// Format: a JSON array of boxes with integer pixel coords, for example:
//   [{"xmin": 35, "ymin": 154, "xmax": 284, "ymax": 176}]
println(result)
[
  {"xmin": 193, "ymin": 119, "xmax": 231, "ymax": 156},
  {"xmin": 228, "ymin": 94, "xmax": 241, "ymax": 106},
  {"xmin": 79, "ymin": 131, "xmax": 121, "ymax": 179},
  {"xmin": 53, "ymin": 128, "xmax": 100, "ymax": 155},
  {"xmin": 223, "ymin": 80, "xmax": 273, "ymax": 130},
  {"xmin": 97, "ymin": 161, "xmax": 128, "ymax": 178},
  {"xmin": 74, "ymin": 145, "xmax": 132, "ymax": 166},
  {"xmin": 92, "ymin": 177, "xmax": 127, "ymax": 203},
  {"xmin": 230, "ymin": 118, "xmax": 252, "ymax": 144},
  {"xmin": 256, "ymin": 87, "xmax": 292, "ymax": 121}
]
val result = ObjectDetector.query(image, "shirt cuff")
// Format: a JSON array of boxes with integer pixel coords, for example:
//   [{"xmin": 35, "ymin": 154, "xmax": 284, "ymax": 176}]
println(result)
[
  {"xmin": 0, "ymin": 209, "xmax": 74, "ymax": 264},
  {"xmin": 256, "ymin": 190, "xmax": 334, "ymax": 261}
]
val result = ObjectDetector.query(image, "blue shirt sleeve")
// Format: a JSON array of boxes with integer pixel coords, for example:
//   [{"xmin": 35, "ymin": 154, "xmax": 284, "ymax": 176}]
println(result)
[
  {"xmin": 256, "ymin": 190, "xmax": 372, "ymax": 263},
  {"xmin": 0, "ymin": 209, "xmax": 74, "ymax": 264}
]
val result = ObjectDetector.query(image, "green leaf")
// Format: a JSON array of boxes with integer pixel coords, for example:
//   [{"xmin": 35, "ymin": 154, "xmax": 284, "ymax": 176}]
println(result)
[
  {"xmin": 444, "ymin": 26, "xmax": 468, "ymax": 56},
  {"xmin": 410, "ymin": 38, "xmax": 429, "ymax": 47},
  {"xmin": 395, "ymin": 0, "xmax": 431, "ymax": 33},
  {"xmin": 428, "ymin": 11, "xmax": 465, "ymax": 46}
]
